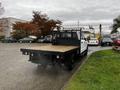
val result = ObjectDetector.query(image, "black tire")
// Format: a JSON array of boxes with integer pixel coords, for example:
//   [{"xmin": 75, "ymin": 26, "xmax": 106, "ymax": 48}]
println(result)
[
  {"xmin": 101, "ymin": 43, "xmax": 104, "ymax": 46},
  {"xmin": 64, "ymin": 55, "xmax": 74, "ymax": 71},
  {"xmin": 66, "ymin": 62, "xmax": 73, "ymax": 71}
]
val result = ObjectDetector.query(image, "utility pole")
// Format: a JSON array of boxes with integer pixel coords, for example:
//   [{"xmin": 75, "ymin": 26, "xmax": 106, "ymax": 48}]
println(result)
[
  {"xmin": 78, "ymin": 20, "xmax": 79, "ymax": 29},
  {"xmin": 99, "ymin": 24, "xmax": 102, "ymax": 44}
]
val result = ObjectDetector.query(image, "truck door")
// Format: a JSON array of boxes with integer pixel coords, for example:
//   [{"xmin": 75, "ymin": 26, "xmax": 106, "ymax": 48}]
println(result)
[
  {"xmin": 81, "ymin": 37, "xmax": 87, "ymax": 53},
  {"xmin": 77, "ymin": 31, "xmax": 87, "ymax": 53}
]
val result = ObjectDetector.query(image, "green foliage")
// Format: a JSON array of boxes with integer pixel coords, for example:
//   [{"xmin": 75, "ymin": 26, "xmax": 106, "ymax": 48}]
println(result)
[
  {"xmin": 111, "ymin": 15, "xmax": 120, "ymax": 34},
  {"xmin": 12, "ymin": 11, "xmax": 62, "ymax": 39},
  {"xmin": 65, "ymin": 50, "xmax": 120, "ymax": 90},
  {"xmin": 12, "ymin": 30, "xmax": 27, "ymax": 40},
  {"xmin": 0, "ymin": 36, "xmax": 5, "ymax": 40}
]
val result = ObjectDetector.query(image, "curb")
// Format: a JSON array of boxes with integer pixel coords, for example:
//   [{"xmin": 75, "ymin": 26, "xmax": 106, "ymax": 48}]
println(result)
[{"xmin": 61, "ymin": 54, "xmax": 90, "ymax": 90}]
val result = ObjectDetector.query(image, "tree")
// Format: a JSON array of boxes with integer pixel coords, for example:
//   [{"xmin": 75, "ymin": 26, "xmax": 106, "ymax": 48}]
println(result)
[
  {"xmin": 12, "ymin": 22, "xmax": 39, "ymax": 39},
  {"xmin": 32, "ymin": 11, "xmax": 62, "ymax": 36},
  {"xmin": 0, "ymin": 2, "xmax": 4, "ymax": 16},
  {"xmin": 12, "ymin": 11, "xmax": 62, "ymax": 39},
  {"xmin": 111, "ymin": 15, "xmax": 120, "ymax": 34}
]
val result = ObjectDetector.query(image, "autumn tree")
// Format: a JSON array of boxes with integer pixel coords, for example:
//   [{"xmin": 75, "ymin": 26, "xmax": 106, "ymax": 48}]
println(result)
[
  {"xmin": 12, "ymin": 11, "xmax": 62, "ymax": 39},
  {"xmin": 12, "ymin": 22, "xmax": 38, "ymax": 39},
  {"xmin": 32, "ymin": 11, "xmax": 62, "ymax": 36}
]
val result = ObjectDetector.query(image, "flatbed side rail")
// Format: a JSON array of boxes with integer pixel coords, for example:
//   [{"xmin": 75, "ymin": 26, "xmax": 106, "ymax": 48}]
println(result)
[{"xmin": 20, "ymin": 48, "xmax": 65, "ymax": 56}]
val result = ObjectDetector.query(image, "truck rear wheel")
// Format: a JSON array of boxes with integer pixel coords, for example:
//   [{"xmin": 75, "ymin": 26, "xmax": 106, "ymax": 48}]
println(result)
[{"xmin": 64, "ymin": 54, "xmax": 74, "ymax": 71}]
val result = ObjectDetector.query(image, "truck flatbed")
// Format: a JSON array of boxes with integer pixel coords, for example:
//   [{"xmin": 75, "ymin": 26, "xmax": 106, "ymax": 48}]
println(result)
[{"xmin": 21, "ymin": 44, "xmax": 79, "ymax": 52}]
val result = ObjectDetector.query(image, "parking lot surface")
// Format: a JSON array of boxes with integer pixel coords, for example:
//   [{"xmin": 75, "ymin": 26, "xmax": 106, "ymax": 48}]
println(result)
[{"xmin": 0, "ymin": 43, "xmax": 111, "ymax": 90}]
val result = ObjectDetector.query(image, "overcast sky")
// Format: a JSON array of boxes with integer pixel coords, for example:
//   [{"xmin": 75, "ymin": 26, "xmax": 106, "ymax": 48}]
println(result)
[{"xmin": 1, "ymin": 0, "xmax": 120, "ymax": 25}]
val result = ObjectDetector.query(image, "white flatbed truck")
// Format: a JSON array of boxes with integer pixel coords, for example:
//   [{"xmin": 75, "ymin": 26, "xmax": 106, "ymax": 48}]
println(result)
[{"xmin": 20, "ymin": 29, "xmax": 88, "ymax": 70}]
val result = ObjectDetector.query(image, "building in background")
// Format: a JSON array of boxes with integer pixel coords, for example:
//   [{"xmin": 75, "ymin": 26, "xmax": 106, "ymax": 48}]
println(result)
[
  {"xmin": 0, "ymin": 17, "xmax": 26, "ymax": 38},
  {"xmin": 0, "ymin": 23, "xmax": 4, "ymax": 36}
]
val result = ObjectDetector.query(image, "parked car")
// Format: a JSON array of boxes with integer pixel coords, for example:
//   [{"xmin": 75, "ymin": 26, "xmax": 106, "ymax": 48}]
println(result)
[
  {"xmin": 28, "ymin": 35, "xmax": 37, "ymax": 39},
  {"xmin": 18, "ymin": 37, "xmax": 35, "ymax": 43},
  {"xmin": 1, "ymin": 37, "xmax": 17, "ymax": 43},
  {"xmin": 113, "ymin": 38, "xmax": 120, "ymax": 46},
  {"xmin": 88, "ymin": 38, "xmax": 99, "ymax": 46},
  {"xmin": 37, "ymin": 37, "xmax": 45, "ymax": 43},
  {"xmin": 101, "ymin": 37, "xmax": 113, "ymax": 46},
  {"xmin": 44, "ymin": 35, "xmax": 52, "ymax": 43},
  {"xmin": 113, "ymin": 38, "xmax": 120, "ymax": 51}
]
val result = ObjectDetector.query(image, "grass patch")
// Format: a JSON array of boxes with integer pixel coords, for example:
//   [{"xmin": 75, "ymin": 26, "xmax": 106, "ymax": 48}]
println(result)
[{"xmin": 65, "ymin": 49, "xmax": 120, "ymax": 90}]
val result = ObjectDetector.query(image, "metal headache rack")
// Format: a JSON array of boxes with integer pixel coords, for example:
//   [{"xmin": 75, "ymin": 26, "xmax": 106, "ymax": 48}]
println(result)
[{"xmin": 52, "ymin": 28, "xmax": 82, "ymax": 45}]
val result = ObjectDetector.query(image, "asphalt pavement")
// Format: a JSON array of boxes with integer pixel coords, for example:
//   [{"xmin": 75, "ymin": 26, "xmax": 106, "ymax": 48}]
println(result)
[{"xmin": 0, "ymin": 43, "xmax": 112, "ymax": 90}]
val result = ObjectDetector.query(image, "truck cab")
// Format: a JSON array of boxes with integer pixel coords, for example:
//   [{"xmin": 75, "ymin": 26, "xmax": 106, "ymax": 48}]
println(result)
[{"xmin": 52, "ymin": 30, "xmax": 88, "ymax": 54}]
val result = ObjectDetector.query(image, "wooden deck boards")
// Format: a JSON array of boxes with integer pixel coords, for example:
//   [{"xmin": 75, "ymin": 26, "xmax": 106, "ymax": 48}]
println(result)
[{"xmin": 24, "ymin": 44, "xmax": 79, "ymax": 53}]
